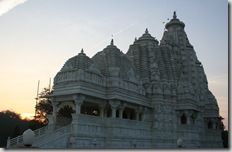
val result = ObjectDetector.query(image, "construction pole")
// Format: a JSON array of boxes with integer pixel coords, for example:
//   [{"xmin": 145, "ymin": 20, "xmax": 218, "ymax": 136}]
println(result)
[
  {"xmin": 35, "ymin": 80, "xmax": 40, "ymax": 117},
  {"xmin": 48, "ymin": 78, "xmax": 51, "ymax": 92}
]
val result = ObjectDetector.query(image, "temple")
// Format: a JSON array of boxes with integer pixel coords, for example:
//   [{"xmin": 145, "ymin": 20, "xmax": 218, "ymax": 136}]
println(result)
[{"xmin": 7, "ymin": 12, "xmax": 222, "ymax": 148}]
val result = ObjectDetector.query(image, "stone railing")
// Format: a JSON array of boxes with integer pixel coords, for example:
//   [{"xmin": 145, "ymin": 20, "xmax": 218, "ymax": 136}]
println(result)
[
  {"xmin": 7, "ymin": 124, "xmax": 72, "ymax": 148},
  {"xmin": 76, "ymin": 114, "xmax": 151, "ymax": 138},
  {"xmin": 120, "ymin": 80, "xmax": 145, "ymax": 95},
  {"xmin": 34, "ymin": 124, "xmax": 72, "ymax": 147},
  {"xmin": 7, "ymin": 125, "xmax": 49, "ymax": 148}
]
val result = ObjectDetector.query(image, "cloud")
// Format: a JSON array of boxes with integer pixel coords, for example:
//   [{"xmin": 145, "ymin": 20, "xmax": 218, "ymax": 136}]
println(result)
[{"xmin": 0, "ymin": 0, "xmax": 28, "ymax": 17}]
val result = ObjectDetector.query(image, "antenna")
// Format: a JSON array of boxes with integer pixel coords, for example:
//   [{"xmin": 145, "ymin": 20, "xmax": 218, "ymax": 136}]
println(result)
[{"xmin": 35, "ymin": 80, "xmax": 40, "ymax": 117}]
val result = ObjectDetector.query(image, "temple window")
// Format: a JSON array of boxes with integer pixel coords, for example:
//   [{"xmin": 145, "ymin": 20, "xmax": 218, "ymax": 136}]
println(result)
[
  {"xmin": 208, "ymin": 121, "xmax": 213, "ymax": 129},
  {"xmin": 122, "ymin": 107, "xmax": 135, "ymax": 120},
  {"xmin": 181, "ymin": 114, "xmax": 187, "ymax": 124},
  {"xmin": 122, "ymin": 112, "xmax": 127, "ymax": 119},
  {"xmin": 106, "ymin": 108, "xmax": 112, "ymax": 117},
  {"xmin": 139, "ymin": 113, "xmax": 143, "ymax": 121}
]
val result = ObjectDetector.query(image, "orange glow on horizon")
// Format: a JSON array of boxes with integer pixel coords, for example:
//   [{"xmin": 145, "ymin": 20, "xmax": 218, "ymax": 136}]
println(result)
[{"xmin": 21, "ymin": 113, "xmax": 35, "ymax": 120}]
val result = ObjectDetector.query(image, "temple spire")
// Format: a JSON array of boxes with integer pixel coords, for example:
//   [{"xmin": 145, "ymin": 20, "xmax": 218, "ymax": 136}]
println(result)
[{"xmin": 81, "ymin": 48, "xmax": 84, "ymax": 53}]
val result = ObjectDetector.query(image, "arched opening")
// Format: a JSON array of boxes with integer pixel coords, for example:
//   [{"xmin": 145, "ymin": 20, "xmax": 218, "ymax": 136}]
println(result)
[
  {"xmin": 106, "ymin": 108, "xmax": 112, "ymax": 117},
  {"xmin": 81, "ymin": 102, "xmax": 100, "ymax": 116},
  {"xmin": 123, "ymin": 107, "xmax": 134, "ymax": 120},
  {"xmin": 56, "ymin": 105, "xmax": 74, "ymax": 127},
  {"xmin": 57, "ymin": 105, "xmax": 74, "ymax": 118},
  {"xmin": 123, "ymin": 111, "xmax": 127, "ymax": 119},
  {"xmin": 139, "ymin": 113, "xmax": 143, "ymax": 121},
  {"xmin": 208, "ymin": 121, "xmax": 213, "ymax": 129},
  {"xmin": 181, "ymin": 114, "xmax": 187, "ymax": 124},
  {"xmin": 116, "ymin": 109, "xmax": 119, "ymax": 118}
]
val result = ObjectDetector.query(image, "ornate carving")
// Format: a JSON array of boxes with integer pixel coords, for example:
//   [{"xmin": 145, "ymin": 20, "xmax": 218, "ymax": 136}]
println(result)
[
  {"xmin": 57, "ymin": 101, "xmax": 75, "ymax": 112},
  {"xmin": 73, "ymin": 95, "xmax": 85, "ymax": 109},
  {"xmin": 109, "ymin": 67, "xmax": 120, "ymax": 77}
]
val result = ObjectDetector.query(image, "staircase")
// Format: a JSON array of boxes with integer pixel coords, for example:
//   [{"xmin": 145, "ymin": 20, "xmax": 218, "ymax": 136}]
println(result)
[{"xmin": 7, "ymin": 124, "xmax": 72, "ymax": 148}]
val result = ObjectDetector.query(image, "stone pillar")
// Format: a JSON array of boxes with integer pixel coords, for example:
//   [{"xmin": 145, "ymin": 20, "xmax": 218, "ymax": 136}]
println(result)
[
  {"xmin": 71, "ymin": 113, "xmax": 79, "ymax": 134},
  {"xmin": 118, "ymin": 108, "xmax": 123, "ymax": 118},
  {"xmin": 73, "ymin": 95, "xmax": 85, "ymax": 114},
  {"xmin": 52, "ymin": 102, "xmax": 57, "ymax": 123},
  {"xmin": 71, "ymin": 113, "xmax": 78, "ymax": 125},
  {"xmin": 48, "ymin": 98, "xmax": 58, "ymax": 131},
  {"xmin": 6, "ymin": 137, "xmax": 10, "ymax": 148},
  {"xmin": 111, "ymin": 105, "xmax": 117, "ymax": 118},
  {"xmin": 72, "ymin": 95, "xmax": 85, "ymax": 125},
  {"xmin": 99, "ymin": 104, "xmax": 106, "ymax": 117},
  {"xmin": 118, "ymin": 103, "xmax": 126, "ymax": 118},
  {"xmin": 142, "ymin": 107, "xmax": 148, "ymax": 121},
  {"xmin": 135, "ymin": 110, "xmax": 139, "ymax": 121},
  {"xmin": 186, "ymin": 110, "xmax": 193, "ymax": 125},
  {"xmin": 71, "ymin": 95, "xmax": 84, "ymax": 135},
  {"xmin": 137, "ymin": 106, "xmax": 144, "ymax": 121},
  {"xmin": 176, "ymin": 111, "xmax": 182, "ymax": 124},
  {"xmin": 109, "ymin": 100, "xmax": 120, "ymax": 118},
  {"xmin": 52, "ymin": 101, "xmax": 57, "ymax": 115}
]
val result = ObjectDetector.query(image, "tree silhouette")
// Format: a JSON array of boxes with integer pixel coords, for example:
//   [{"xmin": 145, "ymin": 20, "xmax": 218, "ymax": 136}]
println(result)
[
  {"xmin": 35, "ymin": 87, "xmax": 53, "ymax": 124},
  {"xmin": 0, "ymin": 110, "xmax": 44, "ymax": 147},
  {"xmin": 218, "ymin": 116, "xmax": 228, "ymax": 148},
  {"xmin": 12, "ymin": 125, "xmax": 20, "ymax": 138}
]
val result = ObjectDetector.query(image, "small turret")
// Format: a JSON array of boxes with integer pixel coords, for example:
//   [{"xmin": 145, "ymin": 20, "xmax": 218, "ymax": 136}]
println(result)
[{"xmin": 165, "ymin": 11, "xmax": 185, "ymax": 30}]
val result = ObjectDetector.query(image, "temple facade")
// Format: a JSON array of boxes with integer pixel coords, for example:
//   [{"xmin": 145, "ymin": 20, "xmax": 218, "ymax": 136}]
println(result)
[{"xmin": 7, "ymin": 12, "xmax": 222, "ymax": 149}]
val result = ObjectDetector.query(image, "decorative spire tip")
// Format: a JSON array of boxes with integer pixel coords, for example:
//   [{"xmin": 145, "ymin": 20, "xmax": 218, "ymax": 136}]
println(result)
[
  {"xmin": 173, "ymin": 11, "xmax": 177, "ymax": 19},
  {"xmin": 111, "ymin": 39, "xmax": 114, "ymax": 45},
  {"xmin": 145, "ymin": 28, "xmax": 149, "ymax": 34},
  {"xmin": 134, "ymin": 37, "xmax": 137, "ymax": 42},
  {"xmin": 81, "ymin": 48, "xmax": 84, "ymax": 53}
]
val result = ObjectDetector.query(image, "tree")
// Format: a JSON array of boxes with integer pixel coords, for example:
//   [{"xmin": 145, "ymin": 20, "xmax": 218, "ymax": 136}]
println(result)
[
  {"xmin": 221, "ymin": 130, "xmax": 228, "ymax": 148},
  {"xmin": 35, "ymin": 87, "xmax": 75, "ymax": 122},
  {"xmin": 12, "ymin": 125, "xmax": 20, "ymax": 138},
  {"xmin": 35, "ymin": 87, "xmax": 53, "ymax": 124},
  {"xmin": 219, "ymin": 116, "xmax": 228, "ymax": 148},
  {"xmin": 0, "ymin": 110, "xmax": 45, "ymax": 147}
]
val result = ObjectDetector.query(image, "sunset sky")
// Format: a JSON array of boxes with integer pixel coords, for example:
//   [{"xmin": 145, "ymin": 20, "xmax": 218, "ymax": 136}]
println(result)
[{"xmin": 0, "ymin": 0, "xmax": 228, "ymax": 129}]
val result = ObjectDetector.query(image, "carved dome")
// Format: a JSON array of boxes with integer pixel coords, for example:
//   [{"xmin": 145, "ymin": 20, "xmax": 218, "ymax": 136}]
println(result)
[
  {"xmin": 92, "ymin": 40, "xmax": 137, "ymax": 79},
  {"xmin": 54, "ymin": 49, "xmax": 102, "ymax": 85},
  {"xmin": 60, "ymin": 49, "xmax": 93, "ymax": 72}
]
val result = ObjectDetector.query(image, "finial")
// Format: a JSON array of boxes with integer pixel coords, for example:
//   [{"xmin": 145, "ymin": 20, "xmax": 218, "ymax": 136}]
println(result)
[
  {"xmin": 81, "ymin": 48, "xmax": 84, "ymax": 53},
  {"xmin": 173, "ymin": 11, "xmax": 177, "ymax": 19},
  {"xmin": 145, "ymin": 28, "xmax": 149, "ymax": 34},
  {"xmin": 134, "ymin": 37, "xmax": 137, "ymax": 42},
  {"xmin": 111, "ymin": 39, "xmax": 114, "ymax": 45}
]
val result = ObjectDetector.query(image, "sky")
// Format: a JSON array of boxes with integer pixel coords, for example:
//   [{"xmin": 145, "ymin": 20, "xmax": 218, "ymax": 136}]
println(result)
[{"xmin": 0, "ymin": 0, "xmax": 229, "ymax": 129}]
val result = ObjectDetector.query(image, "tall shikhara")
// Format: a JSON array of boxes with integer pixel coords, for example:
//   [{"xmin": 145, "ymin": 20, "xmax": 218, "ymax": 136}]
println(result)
[
  {"xmin": 127, "ymin": 11, "xmax": 221, "ymax": 147},
  {"xmin": 7, "ymin": 12, "xmax": 222, "ymax": 149}
]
